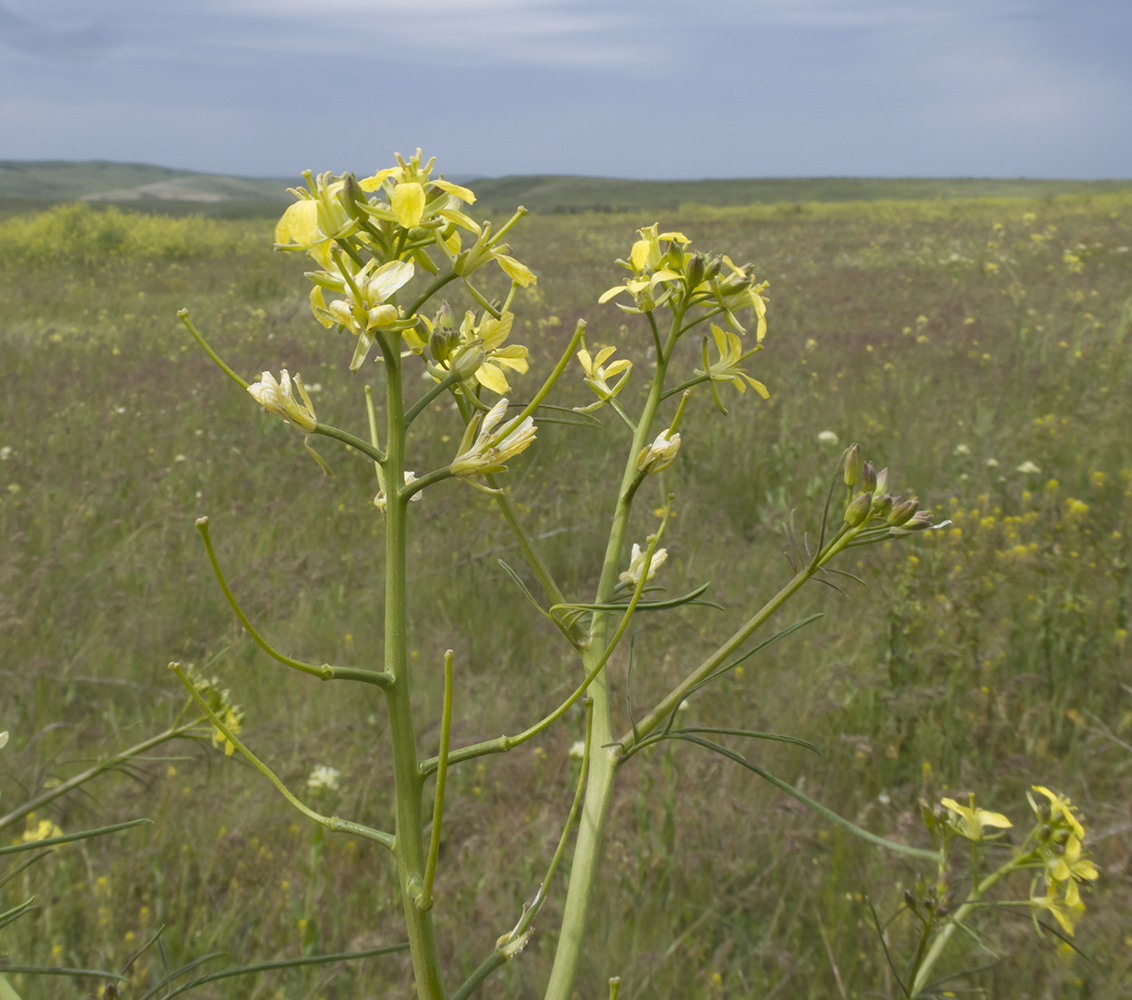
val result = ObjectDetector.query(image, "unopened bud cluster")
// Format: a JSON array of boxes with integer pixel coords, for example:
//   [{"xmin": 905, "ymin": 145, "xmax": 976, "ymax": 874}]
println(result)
[{"xmin": 839, "ymin": 443, "xmax": 939, "ymax": 538}]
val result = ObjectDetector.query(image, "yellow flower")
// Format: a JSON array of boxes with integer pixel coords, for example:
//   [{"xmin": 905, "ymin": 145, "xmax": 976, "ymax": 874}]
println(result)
[
  {"xmin": 445, "ymin": 311, "xmax": 529, "ymax": 394},
  {"xmin": 694, "ymin": 325, "xmax": 769, "ymax": 397},
  {"xmin": 1030, "ymin": 786, "xmax": 1085, "ymax": 840},
  {"xmin": 1031, "ymin": 879, "xmax": 1086, "ymax": 936},
  {"xmin": 275, "ymin": 172, "xmax": 354, "ymax": 261},
  {"xmin": 247, "ymin": 370, "xmax": 318, "ymax": 433},
  {"xmin": 619, "ymin": 542, "xmax": 667, "ymax": 586},
  {"xmin": 22, "ymin": 816, "xmax": 64, "ymax": 842},
  {"xmin": 451, "ymin": 224, "xmax": 537, "ymax": 287},
  {"xmin": 637, "ymin": 429, "xmax": 681, "ymax": 474},
  {"xmin": 450, "ymin": 398, "xmax": 537, "ymax": 476},
  {"xmin": 574, "ymin": 343, "xmax": 632, "ymax": 412},
  {"xmin": 599, "ymin": 224, "xmax": 688, "ymax": 312},
  {"xmin": 1043, "ymin": 832, "xmax": 1099, "ymax": 884},
  {"xmin": 940, "ymin": 794, "xmax": 1013, "ymax": 841}
]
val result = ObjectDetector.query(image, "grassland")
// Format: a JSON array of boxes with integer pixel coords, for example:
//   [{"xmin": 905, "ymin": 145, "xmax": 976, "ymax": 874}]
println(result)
[{"xmin": 1, "ymin": 188, "xmax": 1130, "ymax": 999}]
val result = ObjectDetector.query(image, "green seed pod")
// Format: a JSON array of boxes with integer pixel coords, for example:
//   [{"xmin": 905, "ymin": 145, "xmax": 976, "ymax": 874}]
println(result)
[
  {"xmin": 844, "ymin": 444, "xmax": 863, "ymax": 487},
  {"xmin": 844, "ymin": 491, "xmax": 873, "ymax": 527}
]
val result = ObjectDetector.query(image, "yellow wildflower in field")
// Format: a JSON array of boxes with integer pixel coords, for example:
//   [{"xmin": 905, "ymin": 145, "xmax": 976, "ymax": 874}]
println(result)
[
  {"xmin": 694, "ymin": 325, "xmax": 769, "ymax": 397},
  {"xmin": 620, "ymin": 542, "xmax": 667, "ymax": 586},
  {"xmin": 448, "ymin": 311, "xmax": 529, "ymax": 394},
  {"xmin": 247, "ymin": 370, "xmax": 318, "ymax": 433},
  {"xmin": 1031, "ymin": 879, "xmax": 1086, "ymax": 936},
  {"xmin": 575, "ymin": 342, "xmax": 632, "ymax": 411},
  {"xmin": 450, "ymin": 398, "xmax": 537, "ymax": 476},
  {"xmin": 22, "ymin": 814, "xmax": 64, "ymax": 843},
  {"xmin": 940, "ymin": 794, "xmax": 1012, "ymax": 841}
]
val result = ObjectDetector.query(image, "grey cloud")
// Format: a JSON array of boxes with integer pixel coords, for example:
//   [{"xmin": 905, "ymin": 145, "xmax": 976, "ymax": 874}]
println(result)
[{"xmin": 0, "ymin": 3, "xmax": 114, "ymax": 59}]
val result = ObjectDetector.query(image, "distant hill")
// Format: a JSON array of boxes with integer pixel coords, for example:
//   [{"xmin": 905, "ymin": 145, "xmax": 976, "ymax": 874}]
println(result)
[{"xmin": 0, "ymin": 160, "xmax": 1128, "ymax": 218}]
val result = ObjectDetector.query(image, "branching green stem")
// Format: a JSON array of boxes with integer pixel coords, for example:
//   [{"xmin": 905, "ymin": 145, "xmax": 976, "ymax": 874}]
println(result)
[
  {"xmin": 195, "ymin": 518, "xmax": 393, "ymax": 689},
  {"xmin": 169, "ymin": 663, "xmax": 395, "ymax": 851},
  {"xmin": 312, "ymin": 422, "xmax": 387, "ymax": 465},
  {"xmin": 177, "ymin": 309, "xmax": 249, "ymax": 390}
]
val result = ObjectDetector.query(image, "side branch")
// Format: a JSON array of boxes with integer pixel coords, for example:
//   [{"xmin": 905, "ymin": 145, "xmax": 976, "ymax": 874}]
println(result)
[
  {"xmin": 195, "ymin": 517, "xmax": 393, "ymax": 690},
  {"xmin": 170, "ymin": 663, "xmax": 395, "ymax": 852}
]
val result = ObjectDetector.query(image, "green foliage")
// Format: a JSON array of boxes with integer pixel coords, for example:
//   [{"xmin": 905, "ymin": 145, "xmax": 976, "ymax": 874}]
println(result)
[{"xmin": 1, "ymin": 188, "xmax": 1130, "ymax": 998}]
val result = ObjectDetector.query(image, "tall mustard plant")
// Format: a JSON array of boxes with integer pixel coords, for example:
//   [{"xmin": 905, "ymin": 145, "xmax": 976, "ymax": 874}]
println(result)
[{"xmin": 168, "ymin": 151, "xmax": 1094, "ymax": 999}]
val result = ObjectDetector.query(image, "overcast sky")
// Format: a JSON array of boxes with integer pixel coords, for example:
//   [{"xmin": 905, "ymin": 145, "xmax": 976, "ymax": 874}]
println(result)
[{"xmin": 1, "ymin": 0, "xmax": 1129, "ymax": 180}]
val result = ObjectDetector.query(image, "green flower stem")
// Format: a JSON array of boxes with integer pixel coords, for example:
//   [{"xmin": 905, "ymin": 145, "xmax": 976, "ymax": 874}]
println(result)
[
  {"xmin": 380, "ymin": 346, "xmax": 447, "ymax": 1000},
  {"xmin": 487, "ymin": 320, "xmax": 587, "ymax": 448},
  {"xmin": 486, "ymin": 476, "xmax": 567, "ymax": 607},
  {"xmin": 619, "ymin": 527, "xmax": 859, "ymax": 753},
  {"xmin": 451, "ymin": 698, "xmax": 596, "ymax": 1000},
  {"xmin": 461, "ymin": 278, "xmax": 502, "ymax": 318},
  {"xmin": 195, "ymin": 518, "xmax": 393, "ymax": 690},
  {"xmin": 405, "ymin": 371, "xmax": 462, "ymax": 426},
  {"xmin": 177, "ymin": 309, "xmax": 249, "ymax": 390},
  {"xmin": 312, "ymin": 421, "xmax": 387, "ymax": 465},
  {"xmin": 544, "ymin": 310, "xmax": 683, "ymax": 1000},
  {"xmin": 403, "ymin": 467, "xmax": 454, "ymax": 501},
  {"xmin": 910, "ymin": 859, "xmax": 1020, "ymax": 996},
  {"xmin": 170, "ymin": 664, "xmax": 395, "ymax": 851},
  {"xmin": 364, "ymin": 385, "xmax": 385, "ymax": 492},
  {"xmin": 417, "ymin": 651, "xmax": 453, "ymax": 913},
  {"xmin": 0, "ymin": 722, "xmax": 201, "ymax": 834},
  {"xmin": 406, "ymin": 271, "xmax": 459, "ymax": 318}
]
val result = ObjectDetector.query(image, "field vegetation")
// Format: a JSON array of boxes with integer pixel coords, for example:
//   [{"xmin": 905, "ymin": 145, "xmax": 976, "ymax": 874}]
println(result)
[{"xmin": 1, "ymin": 186, "xmax": 1131, "ymax": 998}]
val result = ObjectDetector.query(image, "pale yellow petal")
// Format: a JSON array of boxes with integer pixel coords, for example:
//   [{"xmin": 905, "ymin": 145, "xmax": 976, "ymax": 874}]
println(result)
[
  {"xmin": 496, "ymin": 254, "xmax": 537, "ymax": 287},
  {"xmin": 358, "ymin": 167, "xmax": 400, "ymax": 191},
  {"xmin": 598, "ymin": 285, "xmax": 629, "ymax": 304},
  {"xmin": 392, "ymin": 181, "xmax": 425, "ymax": 228},
  {"xmin": 276, "ymin": 199, "xmax": 319, "ymax": 246},
  {"xmin": 368, "ymin": 260, "xmax": 416, "ymax": 302},
  {"xmin": 475, "ymin": 362, "xmax": 511, "ymax": 395},
  {"xmin": 630, "ymin": 239, "xmax": 652, "ymax": 271},
  {"xmin": 431, "ymin": 178, "xmax": 476, "ymax": 204}
]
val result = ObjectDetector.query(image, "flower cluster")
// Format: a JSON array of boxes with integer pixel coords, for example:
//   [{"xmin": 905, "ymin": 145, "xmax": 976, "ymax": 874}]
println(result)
[
  {"xmin": 575, "ymin": 342, "xmax": 633, "ymax": 413},
  {"xmin": 274, "ymin": 150, "xmax": 535, "ymax": 372},
  {"xmin": 425, "ymin": 308, "xmax": 529, "ymax": 395},
  {"xmin": 1027, "ymin": 786, "xmax": 1098, "ymax": 935},
  {"xmin": 599, "ymin": 225, "xmax": 767, "ymax": 339},
  {"xmin": 839, "ymin": 444, "xmax": 943, "ymax": 538},
  {"xmin": 185, "ymin": 667, "xmax": 246, "ymax": 757}
]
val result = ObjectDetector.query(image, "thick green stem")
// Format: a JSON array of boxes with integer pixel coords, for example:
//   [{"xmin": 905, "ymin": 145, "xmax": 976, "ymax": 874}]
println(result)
[
  {"xmin": 544, "ymin": 312, "xmax": 678, "ymax": 1000},
  {"xmin": 910, "ymin": 862, "xmax": 1016, "ymax": 996},
  {"xmin": 382, "ymin": 346, "xmax": 447, "ymax": 1000}
]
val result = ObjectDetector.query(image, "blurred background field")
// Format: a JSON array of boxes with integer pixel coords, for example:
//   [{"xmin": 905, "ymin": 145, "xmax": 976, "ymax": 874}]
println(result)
[{"xmin": 1, "ymin": 181, "xmax": 1130, "ymax": 999}]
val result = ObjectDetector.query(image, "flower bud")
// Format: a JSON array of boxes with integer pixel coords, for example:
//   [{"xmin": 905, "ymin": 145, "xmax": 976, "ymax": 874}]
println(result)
[
  {"xmin": 905, "ymin": 510, "xmax": 933, "ymax": 531},
  {"xmin": 888, "ymin": 498, "xmax": 919, "ymax": 526},
  {"xmin": 844, "ymin": 444, "xmax": 863, "ymax": 487},
  {"xmin": 872, "ymin": 494, "xmax": 893, "ymax": 519},
  {"xmin": 875, "ymin": 467, "xmax": 889, "ymax": 496},
  {"xmin": 341, "ymin": 173, "xmax": 368, "ymax": 222},
  {"xmin": 861, "ymin": 460, "xmax": 877, "ymax": 494},
  {"xmin": 720, "ymin": 274, "xmax": 749, "ymax": 294},
  {"xmin": 450, "ymin": 340, "xmax": 486, "ymax": 381},
  {"xmin": 919, "ymin": 799, "xmax": 937, "ymax": 831},
  {"xmin": 704, "ymin": 256, "xmax": 723, "ymax": 280},
  {"xmin": 904, "ymin": 889, "xmax": 918, "ymax": 913},
  {"xmin": 429, "ymin": 329, "xmax": 452, "ymax": 363},
  {"xmin": 434, "ymin": 300, "xmax": 455, "ymax": 331},
  {"xmin": 637, "ymin": 429, "xmax": 681, "ymax": 474},
  {"xmin": 684, "ymin": 252, "xmax": 706, "ymax": 289},
  {"xmin": 844, "ymin": 491, "xmax": 873, "ymax": 527}
]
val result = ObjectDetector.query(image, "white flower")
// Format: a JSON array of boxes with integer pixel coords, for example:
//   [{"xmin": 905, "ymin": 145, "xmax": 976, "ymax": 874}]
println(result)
[
  {"xmin": 619, "ymin": 542, "xmax": 667, "ymax": 586},
  {"xmin": 450, "ymin": 398, "xmax": 536, "ymax": 476},
  {"xmin": 637, "ymin": 429, "xmax": 681, "ymax": 474},
  {"xmin": 953, "ymin": 443, "xmax": 971, "ymax": 457},
  {"xmin": 0, "ymin": 731, "xmax": 8, "ymax": 750},
  {"xmin": 247, "ymin": 370, "xmax": 318, "ymax": 433},
  {"xmin": 986, "ymin": 458, "xmax": 999, "ymax": 468},
  {"xmin": 568, "ymin": 740, "xmax": 586, "ymax": 759},
  {"xmin": 307, "ymin": 764, "xmax": 340, "ymax": 791},
  {"xmin": 1017, "ymin": 460, "xmax": 1041, "ymax": 475},
  {"xmin": 373, "ymin": 472, "xmax": 424, "ymax": 513},
  {"xmin": 817, "ymin": 430, "xmax": 839, "ymax": 446},
  {"xmin": 0, "ymin": 446, "xmax": 11, "ymax": 461}
]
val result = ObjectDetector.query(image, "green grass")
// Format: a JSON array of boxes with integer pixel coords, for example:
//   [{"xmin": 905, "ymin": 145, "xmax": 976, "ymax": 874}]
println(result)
[{"xmin": 1, "ymin": 192, "xmax": 1131, "ymax": 999}]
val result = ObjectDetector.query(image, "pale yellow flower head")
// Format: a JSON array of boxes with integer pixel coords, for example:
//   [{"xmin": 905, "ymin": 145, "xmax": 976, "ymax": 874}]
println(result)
[
  {"xmin": 247, "ymin": 370, "xmax": 318, "ymax": 433},
  {"xmin": 637, "ymin": 429, "xmax": 681, "ymax": 474},
  {"xmin": 940, "ymin": 794, "xmax": 1012, "ymax": 841},
  {"xmin": 619, "ymin": 542, "xmax": 667, "ymax": 587},
  {"xmin": 450, "ymin": 398, "xmax": 537, "ymax": 477},
  {"xmin": 436, "ymin": 311, "xmax": 528, "ymax": 395},
  {"xmin": 575, "ymin": 343, "xmax": 632, "ymax": 412},
  {"xmin": 694, "ymin": 325, "xmax": 769, "ymax": 398}
]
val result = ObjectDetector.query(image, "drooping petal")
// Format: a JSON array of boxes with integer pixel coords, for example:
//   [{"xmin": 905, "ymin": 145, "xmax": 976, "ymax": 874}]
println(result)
[
  {"xmin": 496, "ymin": 254, "xmax": 537, "ymax": 287},
  {"xmin": 366, "ymin": 260, "xmax": 416, "ymax": 302},
  {"xmin": 431, "ymin": 178, "xmax": 476, "ymax": 204},
  {"xmin": 276, "ymin": 199, "xmax": 319, "ymax": 246}
]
